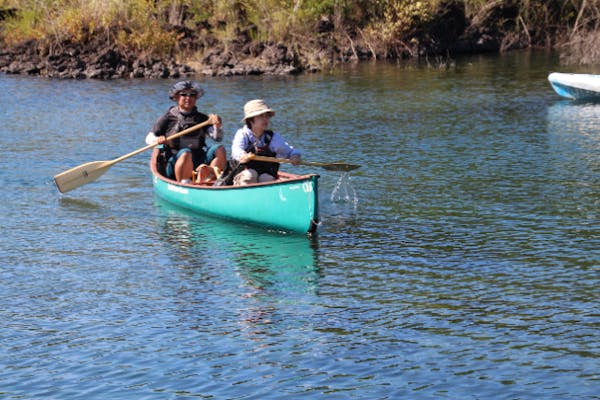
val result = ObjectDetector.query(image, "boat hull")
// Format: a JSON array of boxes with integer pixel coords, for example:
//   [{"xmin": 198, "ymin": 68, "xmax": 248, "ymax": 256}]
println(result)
[
  {"xmin": 548, "ymin": 72, "xmax": 600, "ymax": 101},
  {"xmin": 150, "ymin": 149, "xmax": 319, "ymax": 233}
]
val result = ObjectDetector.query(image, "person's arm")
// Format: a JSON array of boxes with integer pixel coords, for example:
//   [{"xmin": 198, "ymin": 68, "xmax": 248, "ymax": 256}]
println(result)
[
  {"xmin": 146, "ymin": 113, "xmax": 169, "ymax": 145},
  {"xmin": 145, "ymin": 131, "xmax": 159, "ymax": 145},
  {"xmin": 231, "ymin": 128, "xmax": 254, "ymax": 164},
  {"xmin": 206, "ymin": 114, "xmax": 224, "ymax": 142},
  {"xmin": 270, "ymin": 132, "xmax": 301, "ymax": 162},
  {"xmin": 231, "ymin": 129, "xmax": 252, "ymax": 162}
]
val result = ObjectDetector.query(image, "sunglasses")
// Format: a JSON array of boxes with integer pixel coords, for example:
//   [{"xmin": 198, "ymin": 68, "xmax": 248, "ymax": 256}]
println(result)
[{"xmin": 179, "ymin": 92, "xmax": 197, "ymax": 97}]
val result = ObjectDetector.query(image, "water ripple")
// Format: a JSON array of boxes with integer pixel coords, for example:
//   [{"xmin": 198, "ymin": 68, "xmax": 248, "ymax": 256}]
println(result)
[{"xmin": 1, "ymin": 54, "xmax": 599, "ymax": 399}]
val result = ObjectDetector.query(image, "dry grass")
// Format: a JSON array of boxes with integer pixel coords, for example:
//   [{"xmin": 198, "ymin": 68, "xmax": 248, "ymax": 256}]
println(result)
[
  {"xmin": 558, "ymin": 0, "xmax": 600, "ymax": 65},
  {"xmin": 1, "ymin": 0, "xmax": 179, "ymax": 54},
  {"xmin": 561, "ymin": 29, "xmax": 600, "ymax": 65},
  {"xmin": 2, "ymin": 0, "xmax": 600, "ymax": 65}
]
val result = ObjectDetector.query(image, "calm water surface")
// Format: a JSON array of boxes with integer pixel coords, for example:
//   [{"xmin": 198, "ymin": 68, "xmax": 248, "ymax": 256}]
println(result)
[{"xmin": 1, "ymin": 51, "xmax": 598, "ymax": 399}]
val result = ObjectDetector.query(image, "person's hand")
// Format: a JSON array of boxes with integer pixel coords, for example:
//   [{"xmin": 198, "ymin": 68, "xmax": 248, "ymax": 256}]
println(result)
[
  {"xmin": 241, "ymin": 153, "xmax": 255, "ymax": 163},
  {"xmin": 208, "ymin": 114, "xmax": 222, "ymax": 128},
  {"xmin": 157, "ymin": 135, "xmax": 167, "ymax": 145},
  {"xmin": 290, "ymin": 155, "xmax": 301, "ymax": 165}
]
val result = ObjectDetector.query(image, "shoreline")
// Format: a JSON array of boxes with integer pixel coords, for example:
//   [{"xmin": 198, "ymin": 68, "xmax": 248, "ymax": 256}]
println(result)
[
  {"xmin": 0, "ymin": 33, "xmax": 523, "ymax": 80},
  {"xmin": 0, "ymin": 1, "xmax": 575, "ymax": 80}
]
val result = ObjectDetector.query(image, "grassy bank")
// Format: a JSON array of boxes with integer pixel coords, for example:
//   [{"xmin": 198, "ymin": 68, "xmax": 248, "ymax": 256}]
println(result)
[{"xmin": 1, "ymin": 0, "xmax": 599, "ymax": 71}]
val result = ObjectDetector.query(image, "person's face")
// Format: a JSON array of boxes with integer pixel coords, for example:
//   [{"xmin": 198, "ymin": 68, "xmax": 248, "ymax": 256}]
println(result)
[
  {"xmin": 177, "ymin": 91, "xmax": 198, "ymax": 111},
  {"xmin": 252, "ymin": 113, "xmax": 272, "ymax": 131}
]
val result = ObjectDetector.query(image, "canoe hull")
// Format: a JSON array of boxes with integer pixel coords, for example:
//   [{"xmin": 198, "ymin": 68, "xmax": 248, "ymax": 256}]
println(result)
[
  {"xmin": 150, "ymin": 150, "xmax": 319, "ymax": 234},
  {"xmin": 548, "ymin": 72, "xmax": 600, "ymax": 101}
]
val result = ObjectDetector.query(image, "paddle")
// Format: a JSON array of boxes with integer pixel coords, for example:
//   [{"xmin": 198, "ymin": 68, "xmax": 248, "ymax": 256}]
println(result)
[
  {"xmin": 249, "ymin": 155, "xmax": 360, "ymax": 172},
  {"xmin": 53, "ymin": 120, "xmax": 213, "ymax": 193}
]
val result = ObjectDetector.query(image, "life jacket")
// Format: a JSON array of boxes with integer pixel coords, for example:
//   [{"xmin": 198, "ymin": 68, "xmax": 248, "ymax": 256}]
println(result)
[
  {"xmin": 244, "ymin": 130, "xmax": 279, "ymax": 176},
  {"xmin": 214, "ymin": 130, "xmax": 278, "ymax": 186},
  {"xmin": 165, "ymin": 106, "xmax": 208, "ymax": 150}
]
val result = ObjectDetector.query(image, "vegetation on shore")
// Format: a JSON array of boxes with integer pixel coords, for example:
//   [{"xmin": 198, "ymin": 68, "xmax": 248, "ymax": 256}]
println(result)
[{"xmin": 1, "ymin": 0, "xmax": 599, "ymax": 77}]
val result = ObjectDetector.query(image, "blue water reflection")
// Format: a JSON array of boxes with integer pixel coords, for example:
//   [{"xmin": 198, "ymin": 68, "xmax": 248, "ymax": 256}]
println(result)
[{"xmin": 154, "ymin": 197, "xmax": 321, "ymax": 296}]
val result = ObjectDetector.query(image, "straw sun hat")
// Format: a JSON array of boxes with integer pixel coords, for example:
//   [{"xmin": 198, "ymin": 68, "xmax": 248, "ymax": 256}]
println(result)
[{"xmin": 241, "ymin": 99, "xmax": 275, "ymax": 122}]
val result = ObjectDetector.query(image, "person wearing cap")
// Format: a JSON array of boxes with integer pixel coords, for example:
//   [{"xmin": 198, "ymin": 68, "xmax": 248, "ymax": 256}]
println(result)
[
  {"xmin": 145, "ymin": 80, "xmax": 226, "ymax": 184},
  {"xmin": 231, "ymin": 99, "xmax": 301, "ymax": 185}
]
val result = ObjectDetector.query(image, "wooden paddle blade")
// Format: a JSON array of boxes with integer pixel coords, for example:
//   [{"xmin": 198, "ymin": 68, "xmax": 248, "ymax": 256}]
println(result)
[
  {"xmin": 53, "ymin": 160, "xmax": 113, "ymax": 193},
  {"xmin": 319, "ymin": 162, "xmax": 361, "ymax": 172}
]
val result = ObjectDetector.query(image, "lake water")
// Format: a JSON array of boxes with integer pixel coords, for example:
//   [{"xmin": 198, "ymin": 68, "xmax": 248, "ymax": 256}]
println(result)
[{"xmin": 1, "ymin": 51, "xmax": 598, "ymax": 399}]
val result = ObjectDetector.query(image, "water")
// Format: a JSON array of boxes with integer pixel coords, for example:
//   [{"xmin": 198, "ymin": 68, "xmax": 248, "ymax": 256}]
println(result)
[{"xmin": 1, "ymin": 51, "xmax": 598, "ymax": 399}]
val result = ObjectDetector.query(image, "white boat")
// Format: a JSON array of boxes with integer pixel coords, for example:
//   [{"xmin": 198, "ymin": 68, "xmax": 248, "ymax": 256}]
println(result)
[{"xmin": 548, "ymin": 72, "xmax": 600, "ymax": 101}]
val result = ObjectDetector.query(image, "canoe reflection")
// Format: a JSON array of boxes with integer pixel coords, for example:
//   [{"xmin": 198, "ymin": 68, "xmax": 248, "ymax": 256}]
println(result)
[{"xmin": 154, "ymin": 196, "xmax": 321, "ymax": 297}]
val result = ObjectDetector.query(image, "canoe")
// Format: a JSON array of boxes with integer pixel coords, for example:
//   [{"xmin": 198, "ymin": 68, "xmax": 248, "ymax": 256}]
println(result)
[
  {"xmin": 150, "ymin": 148, "xmax": 320, "ymax": 234},
  {"xmin": 548, "ymin": 72, "xmax": 600, "ymax": 101}
]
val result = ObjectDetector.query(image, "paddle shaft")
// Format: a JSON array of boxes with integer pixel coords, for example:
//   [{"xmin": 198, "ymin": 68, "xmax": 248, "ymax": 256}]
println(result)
[
  {"xmin": 251, "ymin": 155, "xmax": 323, "ymax": 167},
  {"xmin": 110, "ymin": 120, "xmax": 213, "ymax": 165},
  {"xmin": 250, "ymin": 155, "xmax": 360, "ymax": 171},
  {"xmin": 54, "ymin": 119, "xmax": 213, "ymax": 193}
]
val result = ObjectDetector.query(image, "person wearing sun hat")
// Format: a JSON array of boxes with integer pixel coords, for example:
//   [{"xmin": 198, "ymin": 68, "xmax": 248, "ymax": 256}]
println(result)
[
  {"xmin": 230, "ymin": 99, "xmax": 301, "ymax": 185},
  {"xmin": 145, "ymin": 80, "xmax": 227, "ymax": 184}
]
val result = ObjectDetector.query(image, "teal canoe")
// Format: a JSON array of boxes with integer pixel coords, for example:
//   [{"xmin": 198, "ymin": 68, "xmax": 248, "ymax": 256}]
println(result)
[{"xmin": 150, "ymin": 149, "xmax": 320, "ymax": 234}]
